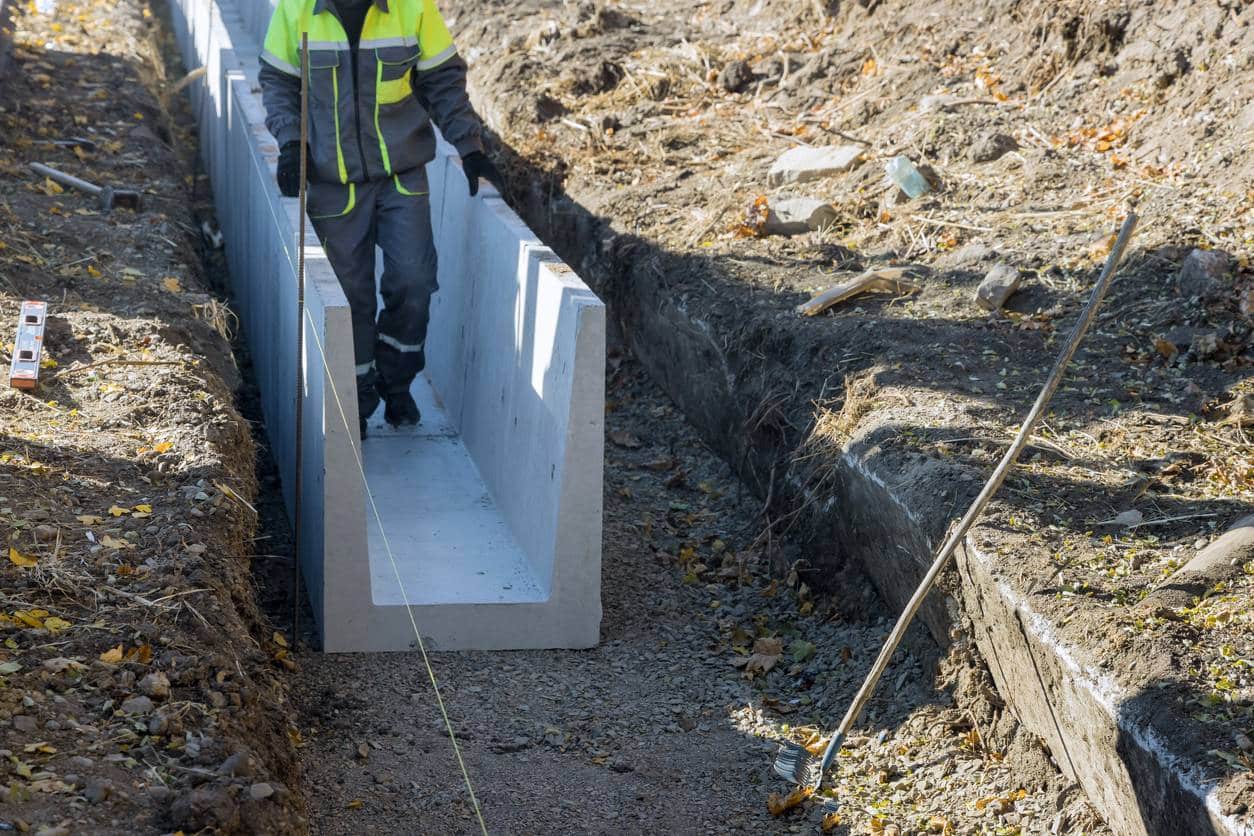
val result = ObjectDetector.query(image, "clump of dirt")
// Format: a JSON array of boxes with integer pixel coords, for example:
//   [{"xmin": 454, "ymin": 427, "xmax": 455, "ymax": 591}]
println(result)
[
  {"xmin": 448, "ymin": 0, "xmax": 1252, "ymax": 824},
  {"xmin": 0, "ymin": 0, "xmax": 304, "ymax": 831}
]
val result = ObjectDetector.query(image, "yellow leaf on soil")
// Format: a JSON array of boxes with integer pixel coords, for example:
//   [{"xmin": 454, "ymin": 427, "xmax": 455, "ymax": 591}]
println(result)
[
  {"xmin": 347, "ymin": 799, "xmax": 364, "ymax": 809},
  {"xmin": 43, "ymin": 617, "xmax": 70, "ymax": 633},
  {"xmin": 162, "ymin": 277, "xmax": 182, "ymax": 293},
  {"xmin": 108, "ymin": 505, "xmax": 130, "ymax": 517},
  {"xmin": 153, "ymin": 441, "xmax": 173, "ymax": 454},
  {"xmin": 134, "ymin": 504, "xmax": 153, "ymax": 514},
  {"xmin": 100, "ymin": 535, "xmax": 134, "ymax": 550},
  {"xmin": 273, "ymin": 631, "xmax": 288, "ymax": 648},
  {"xmin": 13, "ymin": 610, "xmax": 48, "ymax": 629},
  {"xmin": 42, "ymin": 177, "xmax": 64, "ymax": 195},
  {"xmin": 77, "ymin": 515, "xmax": 103, "ymax": 526},
  {"xmin": 86, "ymin": 264, "xmax": 101, "ymax": 278},
  {"xmin": 99, "ymin": 645, "xmax": 124, "ymax": 663},
  {"xmin": 820, "ymin": 811, "xmax": 842, "ymax": 832},
  {"xmin": 767, "ymin": 786, "xmax": 812, "ymax": 816},
  {"xmin": 8, "ymin": 547, "xmax": 37, "ymax": 568}
]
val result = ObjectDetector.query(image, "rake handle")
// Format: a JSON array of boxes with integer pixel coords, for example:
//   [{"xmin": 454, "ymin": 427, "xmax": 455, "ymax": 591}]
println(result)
[{"xmin": 813, "ymin": 213, "xmax": 1138, "ymax": 783}]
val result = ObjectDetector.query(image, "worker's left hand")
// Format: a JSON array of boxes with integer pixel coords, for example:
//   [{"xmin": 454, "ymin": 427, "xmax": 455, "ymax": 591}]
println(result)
[{"xmin": 462, "ymin": 151, "xmax": 500, "ymax": 197}]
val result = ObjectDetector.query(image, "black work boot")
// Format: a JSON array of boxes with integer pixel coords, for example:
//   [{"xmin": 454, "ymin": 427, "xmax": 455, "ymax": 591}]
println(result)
[
  {"xmin": 359, "ymin": 416, "xmax": 368, "ymax": 439},
  {"xmin": 383, "ymin": 390, "xmax": 421, "ymax": 427},
  {"xmin": 357, "ymin": 374, "xmax": 381, "ymax": 425}
]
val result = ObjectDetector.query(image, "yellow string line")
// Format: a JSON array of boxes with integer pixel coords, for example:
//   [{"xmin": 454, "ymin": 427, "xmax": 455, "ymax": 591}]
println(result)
[{"xmin": 300, "ymin": 303, "xmax": 488, "ymax": 835}]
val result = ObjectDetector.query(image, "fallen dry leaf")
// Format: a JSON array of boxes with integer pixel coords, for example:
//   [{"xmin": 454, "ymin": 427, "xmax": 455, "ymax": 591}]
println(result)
[
  {"xmin": 821, "ymin": 811, "xmax": 843, "ymax": 832},
  {"xmin": 767, "ymin": 785, "xmax": 812, "ymax": 816},
  {"xmin": 744, "ymin": 636, "xmax": 784, "ymax": 677},
  {"xmin": 162, "ymin": 276, "xmax": 182, "ymax": 293},
  {"xmin": 8, "ymin": 547, "xmax": 37, "ymax": 568},
  {"xmin": 108, "ymin": 505, "xmax": 130, "ymax": 517},
  {"xmin": 77, "ymin": 515, "xmax": 104, "ymax": 526}
]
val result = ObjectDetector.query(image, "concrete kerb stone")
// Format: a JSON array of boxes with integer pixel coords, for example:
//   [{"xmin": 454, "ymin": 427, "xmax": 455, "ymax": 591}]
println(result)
[
  {"xmin": 956, "ymin": 542, "xmax": 1248, "ymax": 836},
  {"xmin": 169, "ymin": 0, "xmax": 605, "ymax": 652},
  {"xmin": 830, "ymin": 429, "xmax": 1246, "ymax": 836}
]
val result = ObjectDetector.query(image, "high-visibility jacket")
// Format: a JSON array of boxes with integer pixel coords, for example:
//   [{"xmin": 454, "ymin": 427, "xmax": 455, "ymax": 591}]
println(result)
[{"xmin": 258, "ymin": 0, "xmax": 482, "ymax": 212}]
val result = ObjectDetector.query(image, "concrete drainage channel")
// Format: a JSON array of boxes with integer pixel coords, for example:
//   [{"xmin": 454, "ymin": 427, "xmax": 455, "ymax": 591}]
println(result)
[{"xmin": 165, "ymin": 0, "xmax": 605, "ymax": 652}]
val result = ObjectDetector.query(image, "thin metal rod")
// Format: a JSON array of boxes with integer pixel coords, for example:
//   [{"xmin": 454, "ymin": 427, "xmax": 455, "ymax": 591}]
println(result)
[
  {"xmin": 813, "ymin": 212, "xmax": 1139, "ymax": 782},
  {"xmin": 30, "ymin": 162, "xmax": 103, "ymax": 196},
  {"xmin": 292, "ymin": 32, "xmax": 309, "ymax": 638}
]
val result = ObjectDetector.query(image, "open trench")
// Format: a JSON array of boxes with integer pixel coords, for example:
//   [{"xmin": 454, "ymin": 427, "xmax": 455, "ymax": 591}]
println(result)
[{"xmin": 139, "ymin": 0, "xmax": 1248, "ymax": 833}]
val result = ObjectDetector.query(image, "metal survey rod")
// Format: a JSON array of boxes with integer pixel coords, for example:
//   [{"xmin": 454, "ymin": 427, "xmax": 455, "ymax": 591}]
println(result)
[{"xmin": 292, "ymin": 32, "xmax": 309, "ymax": 638}]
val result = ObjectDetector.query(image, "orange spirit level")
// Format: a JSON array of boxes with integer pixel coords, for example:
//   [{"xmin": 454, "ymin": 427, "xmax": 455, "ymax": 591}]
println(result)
[{"xmin": 8, "ymin": 301, "xmax": 47, "ymax": 390}]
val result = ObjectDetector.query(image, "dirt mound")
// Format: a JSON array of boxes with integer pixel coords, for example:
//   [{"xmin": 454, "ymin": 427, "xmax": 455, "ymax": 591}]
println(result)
[
  {"xmin": 451, "ymin": 0, "xmax": 1251, "ymax": 829},
  {"xmin": 0, "ymin": 0, "xmax": 304, "ymax": 831}
]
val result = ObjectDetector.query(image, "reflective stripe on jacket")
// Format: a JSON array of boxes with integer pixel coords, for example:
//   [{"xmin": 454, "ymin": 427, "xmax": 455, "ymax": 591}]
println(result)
[{"xmin": 259, "ymin": 0, "xmax": 481, "ymax": 196}]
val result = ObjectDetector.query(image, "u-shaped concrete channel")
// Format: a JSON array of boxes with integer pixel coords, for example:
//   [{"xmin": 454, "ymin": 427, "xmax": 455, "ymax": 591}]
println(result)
[{"xmin": 167, "ymin": 0, "xmax": 605, "ymax": 651}]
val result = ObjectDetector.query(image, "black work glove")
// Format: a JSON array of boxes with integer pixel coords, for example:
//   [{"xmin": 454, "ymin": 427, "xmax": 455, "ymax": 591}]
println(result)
[
  {"xmin": 276, "ymin": 141, "xmax": 306, "ymax": 198},
  {"xmin": 462, "ymin": 151, "xmax": 500, "ymax": 197}
]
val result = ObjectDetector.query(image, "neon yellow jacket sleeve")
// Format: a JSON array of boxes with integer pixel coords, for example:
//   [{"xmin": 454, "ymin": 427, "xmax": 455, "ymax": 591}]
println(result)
[
  {"xmin": 416, "ymin": 0, "xmax": 457, "ymax": 70},
  {"xmin": 262, "ymin": 1, "xmax": 300, "ymax": 76}
]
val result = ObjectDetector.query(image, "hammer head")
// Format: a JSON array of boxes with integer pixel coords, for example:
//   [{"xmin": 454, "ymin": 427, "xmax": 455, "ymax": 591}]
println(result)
[{"xmin": 98, "ymin": 185, "xmax": 143, "ymax": 213}]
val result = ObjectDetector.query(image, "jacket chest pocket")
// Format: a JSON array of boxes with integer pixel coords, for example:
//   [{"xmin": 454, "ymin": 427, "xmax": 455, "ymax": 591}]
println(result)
[
  {"xmin": 375, "ymin": 46, "xmax": 418, "ymax": 106},
  {"xmin": 306, "ymin": 49, "xmax": 342, "ymax": 105}
]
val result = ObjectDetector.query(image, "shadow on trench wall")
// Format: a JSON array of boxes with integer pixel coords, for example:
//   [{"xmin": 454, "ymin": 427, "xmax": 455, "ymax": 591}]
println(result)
[{"xmin": 478, "ymin": 127, "xmax": 1253, "ymax": 835}]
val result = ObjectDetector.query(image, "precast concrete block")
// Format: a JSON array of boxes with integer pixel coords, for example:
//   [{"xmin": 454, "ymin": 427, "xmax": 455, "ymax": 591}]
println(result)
[{"xmin": 168, "ymin": 0, "xmax": 605, "ymax": 652}]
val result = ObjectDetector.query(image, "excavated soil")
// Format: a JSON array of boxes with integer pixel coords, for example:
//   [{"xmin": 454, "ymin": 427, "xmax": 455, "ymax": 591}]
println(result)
[
  {"xmin": 443, "ymin": 0, "xmax": 1252, "ymax": 825},
  {"xmin": 0, "ymin": 0, "xmax": 305, "ymax": 831}
]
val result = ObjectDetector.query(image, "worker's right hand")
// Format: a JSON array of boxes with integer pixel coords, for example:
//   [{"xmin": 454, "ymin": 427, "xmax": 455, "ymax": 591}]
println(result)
[{"xmin": 277, "ymin": 141, "xmax": 305, "ymax": 197}]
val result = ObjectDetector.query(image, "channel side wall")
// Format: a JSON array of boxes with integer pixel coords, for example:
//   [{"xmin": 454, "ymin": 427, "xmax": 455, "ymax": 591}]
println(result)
[{"xmin": 168, "ymin": 0, "xmax": 604, "ymax": 652}]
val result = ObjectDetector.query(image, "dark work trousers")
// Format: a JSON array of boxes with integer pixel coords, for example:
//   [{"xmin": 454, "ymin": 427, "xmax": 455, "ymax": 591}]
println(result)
[{"xmin": 308, "ymin": 177, "xmax": 438, "ymax": 420}]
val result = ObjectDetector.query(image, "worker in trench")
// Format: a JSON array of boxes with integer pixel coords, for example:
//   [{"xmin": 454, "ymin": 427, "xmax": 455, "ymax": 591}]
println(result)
[{"xmin": 258, "ymin": 0, "xmax": 497, "ymax": 436}]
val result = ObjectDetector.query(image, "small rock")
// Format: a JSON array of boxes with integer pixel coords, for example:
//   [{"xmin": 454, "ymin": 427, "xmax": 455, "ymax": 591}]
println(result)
[
  {"xmin": 69, "ymin": 755, "xmax": 94, "ymax": 769},
  {"xmin": 976, "ymin": 263, "xmax": 1022, "ymax": 311},
  {"xmin": 34, "ymin": 826, "xmax": 70, "ymax": 836},
  {"xmin": 84, "ymin": 781, "xmax": 112, "ymax": 804},
  {"xmin": 120, "ymin": 695, "xmax": 154, "ymax": 715},
  {"xmin": 970, "ymin": 132, "xmax": 1018, "ymax": 163},
  {"xmin": 1237, "ymin": 732, "xmax": 1253, "ymax": 753},
  {"xmin": 718, "ymin": 59, "xmax": 755, "ymax": 93},
  {"xmin": 32, "ymin": 524, "xmax": 59, "ymax": 542},
  {"xmin": 767, "ymin": 144, "xmax": 864, "ymax": 186},
  {"xmin": 356, "ymin": 742, "xmax": 370, "ymax": 761},
  {"xmin": 218, "ymin": 751, "xmax": 252, "ymax": 777},
  {"xmin": 1177, "ymin": 248, "xmax": 1231, "ymax": 300},
  {"xmin": 139, "ymin": 671, "xmax": 171, "ymax": 699},
  {"xmin": 12, "ymin": 715, "xmax": 37, "ymax": 733},
  {"xmin": 1190, "ymin": 331, "xmax": 1221, "ymax": 360},
  {"xmin": 207, "ymin": 690, "xmax": 228, "ymax": 709},
  {"xmin": 248, "ymin": 782, "xmax": 274, "ymax": 801},
  {"xmin": 763, "ymin": 197, "xmax": 839, "ymax": 236}
]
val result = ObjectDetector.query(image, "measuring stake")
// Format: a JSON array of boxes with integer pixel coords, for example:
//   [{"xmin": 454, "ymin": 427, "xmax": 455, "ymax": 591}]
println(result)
[
  {"xmin": 8, "ymin": 301, "xmax": 48, "ymax": 390},
  {"xmin": 292, "ymin": 32, "xmax": 309, "ymax": 637}
]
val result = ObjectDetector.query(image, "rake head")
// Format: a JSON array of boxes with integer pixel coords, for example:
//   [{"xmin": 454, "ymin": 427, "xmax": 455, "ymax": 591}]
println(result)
[{"xmin": 773, "ymin": 741, "xmax": 824, "ymax": 788}]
